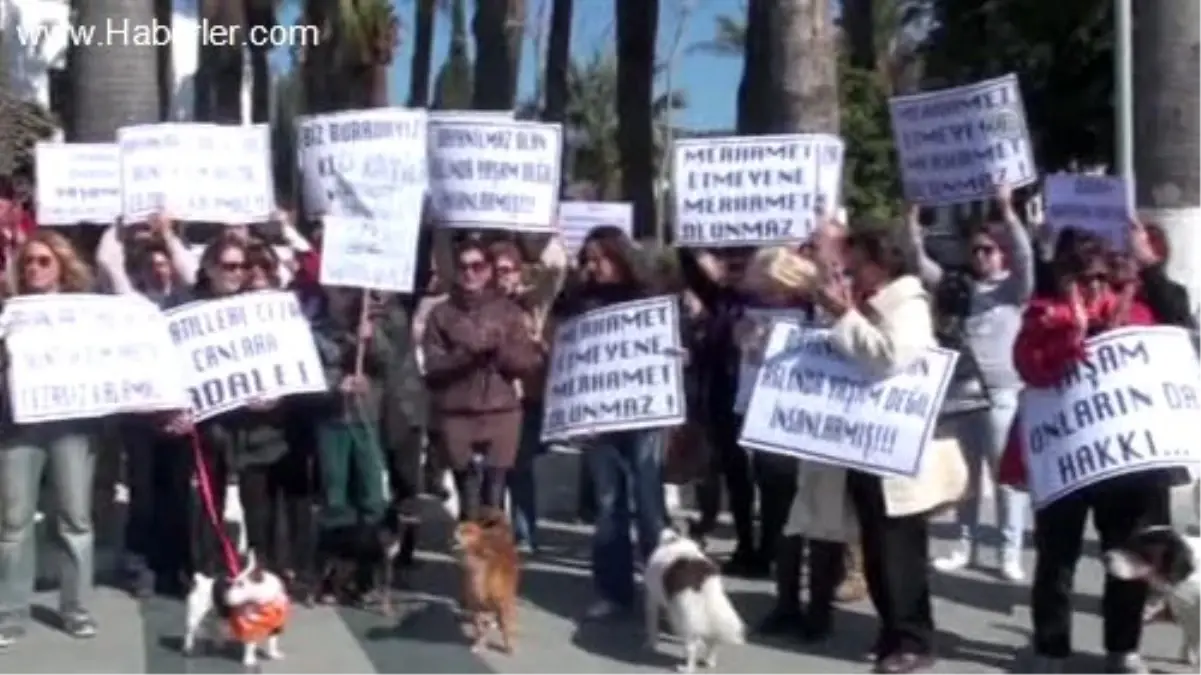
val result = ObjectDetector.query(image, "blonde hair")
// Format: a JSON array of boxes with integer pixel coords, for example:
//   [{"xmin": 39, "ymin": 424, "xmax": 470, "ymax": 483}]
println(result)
[{"xmin": 10, "ymin": 230, "xmax": 94, "ymax": 295}]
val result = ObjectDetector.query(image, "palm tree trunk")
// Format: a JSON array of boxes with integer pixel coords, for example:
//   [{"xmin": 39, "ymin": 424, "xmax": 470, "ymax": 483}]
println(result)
[
  {"xmin": 761, "ymin": 0, "xmax": 838, "ymax": 134},
  {"xmin": 616, "ymin": 0, "xmax": 658, "ymax": 239},
  {"xmin": 472, "ymin": 0, "xmax": 524, "ymax": 109},
  {"xmin": 543, "ymin": 0, "xmax": 572, "ymax": 123},
  {"xmin": 246, "ymin": 0, "xmax": 276, "ymax": 123},
  {"xmin": 842, "ymin": 0, "xmax": 875, "ymax": 70},
  {"xmin": 155, "ymin": 0, "xmax": 174, "ymax": 120},
  {"xmin": 70, "ymin": 0, "xmax": 161, "ymax": 141},
  {"xmin": 196, "ymin": 0, "xmax": 245, "ymax": 123},
  {"xmin": 406, "ymin": 0, "xmax": 438, "ymax": 107},
  {"xmin": 737, "ymin": 0, "xmax": 767, "ymax": 133}
]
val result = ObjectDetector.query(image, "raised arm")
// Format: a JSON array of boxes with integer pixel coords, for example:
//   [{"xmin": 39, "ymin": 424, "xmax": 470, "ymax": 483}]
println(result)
[
  {"xmin": 907, "ymin": 204, "xmax": 944, "ymax": 287},
  {"xmin": 95, "ymin": 224, "xmax": 135, "ymax": 294},
  {"xmin": 995, "ymin": 185, "xmax": 1035, "ymax": 303}
]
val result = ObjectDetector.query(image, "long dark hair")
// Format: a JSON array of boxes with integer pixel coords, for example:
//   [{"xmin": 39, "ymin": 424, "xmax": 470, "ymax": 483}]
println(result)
[
  {"xmin": 194, "ymin": 234, "xmax": 248, "ymax": 296},
  {"xmin": 578, "ymin": 226, "xmax": 655, "ymax": 290}
]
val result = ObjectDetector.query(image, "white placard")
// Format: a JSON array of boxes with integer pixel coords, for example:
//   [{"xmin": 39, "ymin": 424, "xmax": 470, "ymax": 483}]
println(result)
[
  {"xmin": 35, "ymin": 143, "xmax": 121, "ymax": 225},
  {"xmin": 733, "ymin": 309, "xmax": 812, "ymax": 413},
  {"xmin": 1043, "ymin": 174, "xmax": 1129, "ymax": 243},
  {"xmin": 320, "ymin": 211, "xmax": 422, "ymax": 293},
  {"xmin": 166, "ymin": 290, "xmax": 328, "ymax": 422},
  {"xmin": 2, "ymin": 294, "xmax": 189, "ymax": 423},
  {"xmin": 558, "ymin": 201, "xmax": 633, "ymax": 255},
  {"xmin": 890, "ymin": 74, "xmax": 1036, "ymax": 205},
  {"xmin": 297, "ymin": 108, "xmax": 429, "ymax": 220},
  {"xmin": 1019, "ymin": 326, "xmax": 1201, "ymax": 508},
  {"xmin": 541, "ymin": 295, "xmax": 687, "ymax": 441},
  {"xmin": 427, "ymin": 119, "xmax": 562, "ymax": 231},
  {"xmin": 118, "ymin": 123, "xmax": 273, "ymax": 224},
  {"xmin": 739, "ymin": 322, "xmax": 958, "ymax": 477},
  {"xmin": 672, "ymin": 134, "xmax": 842, "ymax": 247}
]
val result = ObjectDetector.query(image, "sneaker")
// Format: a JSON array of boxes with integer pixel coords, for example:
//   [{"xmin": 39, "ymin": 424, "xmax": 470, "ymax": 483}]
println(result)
[
  {"xmin": 1104, "ymin": 652, "xmax": 1150, "ymax": 674},
  {"xmin": 932, "ymin": 544, "xmax": 971, "ymax": 572},
  {"xmin": 1029, "ymin": 655, "xmax": 1066, "ymax": 673},
  {"xmin": 60, "ymin": 607, "xmax": 97, "ymax": 639},
  {"xmin": 1000, "ymin": 553, "xmax": 1025, "ymax": 582},
  {"xmin": 0, "ymin": 619, "xmax": 26, "ymax": 649},
  {"xmin": 583, "ymin": 599, "xmax": 625, "ymax": 620}
]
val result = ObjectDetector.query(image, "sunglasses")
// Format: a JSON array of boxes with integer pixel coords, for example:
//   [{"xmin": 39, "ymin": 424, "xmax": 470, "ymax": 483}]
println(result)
[
  {"xmin": 458, "ymin": 260, "xmax": 488, "ymax": 274},
  {"xmin": 22, "ymin": 255, "xmax": 54, "ymax": 269},
  {"xmin": 219, "ymin": 260, "xmax": 248, "ymax": 273},
  {"xmin": 495, "ymin": 264, "xmax": 519, "ymax": 275}
]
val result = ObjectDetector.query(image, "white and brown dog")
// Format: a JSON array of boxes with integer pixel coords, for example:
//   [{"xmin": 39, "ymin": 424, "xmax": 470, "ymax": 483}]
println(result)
[
  {"xmin": 183, "ymin": 551, "xmax": 291, "ymax": 669},
  {"xmin": 1105, "ymin": 525, "xmax": 1199, "ymax": 667},
  {"xmin": 644, "ymin": 529, "xmax": 746, "ymax": 673}
]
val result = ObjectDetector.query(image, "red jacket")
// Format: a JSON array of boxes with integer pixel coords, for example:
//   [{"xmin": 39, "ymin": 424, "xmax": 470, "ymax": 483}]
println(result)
[{"xmin": 998, "ymin": 290, "xmax": 1157, "ymax": 488}]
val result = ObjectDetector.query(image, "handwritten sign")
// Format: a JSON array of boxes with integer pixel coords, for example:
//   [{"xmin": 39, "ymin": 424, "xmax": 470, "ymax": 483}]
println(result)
[
  {"xmin": 558, "ymin": 201, "xmax": 633, "ymax": 256},
  {"xmin": 297, "ymin": 108, "xmax": 428, "ymax": 221},
  {"xmin": 672, "ymin": 134, "xmax": 843, "ymax": 247},
  {"xmin": 733, "ymin": 309, "xmax": 812, "ymax": 413},
  {"xmin": 541, "ymin": 296, "xmax": 686, "ymax": 441},
  {"xmin": 165, "ymin": 290, "xmax": 328, "ymax": 421},
  {"xmin": 320, "ymin": 211, "xmax": 422, "ymax": 292},
  {"xmin": 3, "ymin": 294, "xmax": 189, "ymax": 423},
  {"xmin": 35, "ymin": 143, "xmax": 121, "ymax": 225},
  {"xmin": 427, "ymin": 119, "xmax": 562, "ymax": 232},
  {"xmin": 739, "ymin": 322, "xmax": 958, "ymax": 477},
  {"xmin": 1019, "ymin": 326, "xmax": 1201, "ymax": 508},
  {"xmin": 1044, "ymin": 174, "xmax": 1130, "ymax": 243},
  {"xmin": 890, "ymin": 74, "xmax": 1036, "ymax": 205},
  {"xmin": 118, "ymin": 123, "xmax": 273, "ymax": 223}
]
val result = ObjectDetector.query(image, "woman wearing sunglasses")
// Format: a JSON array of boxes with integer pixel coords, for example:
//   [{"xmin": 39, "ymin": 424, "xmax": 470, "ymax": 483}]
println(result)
[
  {"xmin": 0, "ymin": 231, "xmax": 101, "ymax": 645},
  {"xmin": 422, "ymin": 238, "xmax": 542, "ymax": 522}
]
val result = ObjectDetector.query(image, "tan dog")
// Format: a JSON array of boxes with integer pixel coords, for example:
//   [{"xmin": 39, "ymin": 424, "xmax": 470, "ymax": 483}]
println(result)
[{"xmin": 453, "ymin": 508, "xmax": 521, "ymax": 654}]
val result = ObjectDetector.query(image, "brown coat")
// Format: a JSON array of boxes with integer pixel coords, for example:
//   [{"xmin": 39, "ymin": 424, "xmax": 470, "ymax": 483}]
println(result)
[{"xmin": 422, "ymin": 288, "xmax": 542, "ymax": 416}]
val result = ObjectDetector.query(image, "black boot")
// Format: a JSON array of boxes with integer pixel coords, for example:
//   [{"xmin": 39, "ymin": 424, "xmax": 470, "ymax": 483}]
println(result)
[
  {"xmin": 758, "ymin": 535, "xmax": 804, "ymax": 635},
  {"xmin": 801, "ymin": 539, "xmax": 845, "ymax": 642}
]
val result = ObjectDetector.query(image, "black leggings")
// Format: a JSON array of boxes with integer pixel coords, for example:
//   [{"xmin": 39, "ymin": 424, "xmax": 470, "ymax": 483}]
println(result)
[
  {"xmin": 239, "ymin": 450, "xmax": 315, "ymax": 578},
  {"xmin": 452, "ymin": 461, "xmax": 507, "ymax": 521},
  {"xmin": 125, "ymin": 432, "xmax": 193, "ymax": 578}
]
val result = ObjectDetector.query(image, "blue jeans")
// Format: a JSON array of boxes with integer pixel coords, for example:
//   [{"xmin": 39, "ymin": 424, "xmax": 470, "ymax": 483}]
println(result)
[
  {"xmin": 508, "ymin": 405, "xmax": 542, "ymax": 548},
  {"xmin": 0, "ymin": 426, "xmax": 94, "ymax": 615},
  {"xmin": 584, "ymin": 429, "xmax": 665, "ymax": 607},
  {"xmin": 952, "ymin": 389, "xmax": 1028, "ymax": 554}
]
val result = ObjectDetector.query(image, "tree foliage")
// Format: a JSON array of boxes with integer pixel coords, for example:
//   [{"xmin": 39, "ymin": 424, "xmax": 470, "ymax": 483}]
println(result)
[
  {"xmin": 840, "ymin": 60, "xmax": 901, "ymax": 221},
  {"xmin": 433, "ymin": 0, "xmax": 473, "ymax": 110},
  {"xmin": 921, "ymin": 0, "xmax": 1114, "ymax": 172}
]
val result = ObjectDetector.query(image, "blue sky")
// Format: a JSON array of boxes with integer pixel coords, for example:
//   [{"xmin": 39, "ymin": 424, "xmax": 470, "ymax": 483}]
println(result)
[{"xmin": 276, "ymin": 0, "xmax": 743, "ymax": 131}]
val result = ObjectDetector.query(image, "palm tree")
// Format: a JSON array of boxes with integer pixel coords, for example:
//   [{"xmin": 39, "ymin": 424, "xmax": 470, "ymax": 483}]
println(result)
[
  {"xmin": 686, "ymin": 10, "xmax": 746, "ymax": 58},
  {"xmin": 195, "ymin": 0, "xmax": 245, "ymax": 122},
  {"xmin": 472, "ymin": 0, "xmax": 526, "ymax": 110},
  {"xmin": 245, "ymin": 0, "xmax": 280, "ymax": 122},
  {"xmin": 300, "ymin": 0, "xmax": 400, "ymax": 112},
  {"xmin": 762, "ymin": 0, "xmax": 839, "ymax": 134},
  {"xmin": 407, "ymin": 0, "xmax": 440, "ymax": 107},
  {"xmin": 542, "ymin": 0, "xmax": 573, "ymax": 124},
  {"xmin": 0, "ymin": 30, "xmax": 55, "ymax": 173},
  {"xmin": 616, "ymin": 0, "xmax": 659, "ymax": 239},
  {"xmin": 433, "ymin": 0, "xmax": 473, "ymax": 109},
  {"xmin": 69, "ymin": 0, "xmax": 161, "ymax": 141}
]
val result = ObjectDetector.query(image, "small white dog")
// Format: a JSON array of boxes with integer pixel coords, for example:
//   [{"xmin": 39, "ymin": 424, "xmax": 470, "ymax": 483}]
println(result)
[
  {"xmin": 183, "ymin": 551, "xmax": 291, "ymax": 669},
  {"xmin": 1105, "ymin": 525, "xmax": 1199, "ymax": 667},
  {"xmin": 644, "ymin": 528, "xmax": 746, "ymax": 673}
]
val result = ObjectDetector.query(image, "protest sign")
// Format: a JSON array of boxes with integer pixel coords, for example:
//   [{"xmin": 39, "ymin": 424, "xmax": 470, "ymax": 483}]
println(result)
[
  {"xmin": 297, "ymin": 108, "xmax": 428, "ymax": 221},
  {"xmin": 541, "ymin": 295, "xmax": 687, "ymax": 441},
  {"xmin": 733, "ymin": 309, "xmax": 812, "ymax": 413},
  {"xmin": 1019, "ymin": 326, "xmax": 1201, "ymax": 508},
  {"xmin": 2, "ymin": 294, "xmax": 189, "ymax": 424},
  {"xmin": 35, "ymin": 142, "xmax": 121, "ymax": 225},
  {"xmin": 320, "ymin": 210, "xmax": 422, "ymax": 292},
  {"xmin": 166, "ymin": 290, "xmax": 328, "ymax": 421},
  {"xmin": 1043, "ymin": 174, "xmax": 1129, "ymax": 243},
  {"xmin": 672, "ymin": 134, "xmax": 843, "ymax": 247},
  {"xmin": 558, "ymin": 201, "xmax": 633, "ymax": 255},
  {"xmin": 739, "ymin": 322, "xmax": 958, "ymax": 477},
  {"xmin": 118, "ymin": 123, "xmax": 273, "ymax": 223},
  {"xmin": 890, "ymin": 74, "xmax": 1036, "ymax": 205},
  {"xmin": 427, "ymin": 118, "xmax": 562, "ymax": 232}
]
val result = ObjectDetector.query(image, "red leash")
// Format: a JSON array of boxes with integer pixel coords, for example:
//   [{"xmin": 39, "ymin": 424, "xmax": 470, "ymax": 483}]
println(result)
[{"xmin": 188, "ymin": 429, "xmax": 242, "ymax": 577}]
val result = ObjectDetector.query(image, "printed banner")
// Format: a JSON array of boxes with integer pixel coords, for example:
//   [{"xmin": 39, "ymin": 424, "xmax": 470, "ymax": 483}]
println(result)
[
  {"xmin": 320, "ymin": 211, "xmax": 422, "ymax": 292},
  {"xmin": 35, "ymin": 142, "xmax": 121, "ymax": 225},
  {"xmin": 1019, "ymin": 326, "xmax": 1201, "ymax": 508},
  {"xmin": 118, "ymin": 123, "xmax": 273, "ymax": 223},
  {"xmin": 739, "ymin": 322, "xmax": 958, "ymax": 477},
  {"xmin": 558, "ymin": 201, "xmax": 633, "ymax": 255},
  {"xmin": 166, "ymin": 290, "xmax": 328, "ymax": 421},
  {"xmin": 297, "ymin": 108, "xmax": 428, "ymax": 220},
  {"xmin": 427, "ymin": 119, "xmax": 562, "ymax": 231},
  {"xmin": 541, "ymin": 295, "xmax": 687, "ymax": 441},
  {"xmin": 2, "ymin": 294, "xmax": 189, "ymax": 424},
  {"xmin": 890, "ymin": 74, "xmax": 1036, "ymax": 205},
  {"xmin": 672, "ymin": 134, "xmax": 843, "ymax": 247},
  {"xmin": 733, "ymin": 309, "xmax": 812, "ymax": 413},
  {"xmin": 1043, "ymin": 174, "xmax": 1129, "ymax": 243}
]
